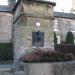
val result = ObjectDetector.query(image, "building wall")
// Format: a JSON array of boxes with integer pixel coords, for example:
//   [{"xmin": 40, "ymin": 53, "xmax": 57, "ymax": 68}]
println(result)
[
  {"xmin": 0, "ymin": 13, "xmax": 13, "ymax": 43},
  {"xmin": 54, "ymin": 17, "xmax": 75, "ymax": 43}
]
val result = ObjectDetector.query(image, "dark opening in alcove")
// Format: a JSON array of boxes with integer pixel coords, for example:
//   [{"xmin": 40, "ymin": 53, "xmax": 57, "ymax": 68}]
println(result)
[{"xmin": 32, "ymin": 31, "xmax": 44, "ymax": 47}]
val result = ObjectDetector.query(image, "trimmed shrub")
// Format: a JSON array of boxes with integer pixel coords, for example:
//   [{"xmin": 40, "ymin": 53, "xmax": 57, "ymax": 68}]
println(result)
[
  {"xmin": 0, "ymin": 43, "xmax": 13, "ymax": 61},
  {"xmin": 20, "ymin": 48, "xmax": 74, "ymax": 62},
  {"xmin": 66, "ymin": 31, "xmax": 74, "ymax": 44},
  {"xmin": 55, "ymin": 44, "xmax": 75, "ymax": 56}
]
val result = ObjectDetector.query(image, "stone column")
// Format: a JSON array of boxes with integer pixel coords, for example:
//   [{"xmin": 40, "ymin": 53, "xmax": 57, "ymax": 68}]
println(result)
[{"xmin": 13, "ymin": 0, "xmax": 56, "ymax": 70}]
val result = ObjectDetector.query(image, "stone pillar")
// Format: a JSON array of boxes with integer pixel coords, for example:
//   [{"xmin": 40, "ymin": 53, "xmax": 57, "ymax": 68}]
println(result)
[{"xmin": 14, "ymin": 0, "xmax": 56, "ymax": 62}]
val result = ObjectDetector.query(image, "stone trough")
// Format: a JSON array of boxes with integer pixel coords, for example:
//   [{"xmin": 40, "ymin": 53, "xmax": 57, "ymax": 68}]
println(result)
[{"xmin": 21, "ymin": 61, "xmax": 75, "ymax": 75}]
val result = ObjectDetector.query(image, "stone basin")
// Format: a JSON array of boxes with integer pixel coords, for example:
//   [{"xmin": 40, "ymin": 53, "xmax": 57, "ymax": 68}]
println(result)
[{"xmin": 21, "ymin": 61, "xmax": 75, "ymax": 75}]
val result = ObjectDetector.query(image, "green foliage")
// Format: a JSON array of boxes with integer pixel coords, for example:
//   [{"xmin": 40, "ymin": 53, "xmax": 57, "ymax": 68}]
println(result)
[
  {"xmin": 66, "ymin": 31, "xmax": 74, "ymax": 44},
  {"xmin": 0, "ymin": 43, "xmax": 13, "ymax": 61},
  {"xmin": 54, "ymin": 32, "xmax": 57, "ymax": 44}
]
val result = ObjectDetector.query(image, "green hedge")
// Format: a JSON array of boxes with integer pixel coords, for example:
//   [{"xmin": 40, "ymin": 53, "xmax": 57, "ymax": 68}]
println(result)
[
  {"xmin": 66, "ymin": 31, "xmax": 74, "ymax": 44},
  {"xmin": 0, "ymin": 43, "xmax": 13, "ymax": 61}
]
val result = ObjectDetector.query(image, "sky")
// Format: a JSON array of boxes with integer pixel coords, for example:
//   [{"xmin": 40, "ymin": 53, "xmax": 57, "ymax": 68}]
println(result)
[
  {"xmin": 0, "ymin": 0, "xmax": 73, "ymax": 13},
  {"xmin": 0, "ymin": 0, "xmax": 8, "ymax": 5},
  {"xmin": 46, "ymin": 0, "xmax": 73, "ymax": 13}
]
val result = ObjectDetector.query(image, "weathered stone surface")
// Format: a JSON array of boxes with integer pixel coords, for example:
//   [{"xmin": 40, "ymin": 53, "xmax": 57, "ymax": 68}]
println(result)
[
  {"xmin": 54, "ymin": 17, "xmax": 75, "ymax": 43},
  {"xmin": 21, "ymin": 61, "xmax": 75, "ymax": 75},
  {"xmin": 20, "ymin": 17, "xmax": 54, "ymax": 49},
  {"xmin": 14, "ymin": 0, "xmax": 55, "ymax": 59},
  {"xmin": 22, "ymin": 1, "xmax": 54, "ymax": 18},
  {"xmin": 13, "ymin": 0, "xmax": 55, "ymax": 70}
]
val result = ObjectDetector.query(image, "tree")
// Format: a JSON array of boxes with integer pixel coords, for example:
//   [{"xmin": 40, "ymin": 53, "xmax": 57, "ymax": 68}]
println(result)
[
  {"xmin": 54, "ymin": 32, "xmax": 57, "ymax": 44},
  {"xmin": 66, "ymin": 31, "xmax": 74, "ymax": 44}
]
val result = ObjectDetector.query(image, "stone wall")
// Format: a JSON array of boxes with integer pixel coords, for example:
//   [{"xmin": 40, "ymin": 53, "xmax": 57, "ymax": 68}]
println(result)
[
  {"xmin": 0, "ymin": 13, "xmax": 13, "ymax": 43},
  {"xmin": 20, "ymin": 16, "xmax": 54, "ymax": 49},
  {"xmin": 22, "ymin": 1, "xmax": 54, "ymax": 18},
  {"xmin": 54, "ymin": 17, "xmax": 75, "ymax": 43},
  {"xmin": 22, "ymin": 61, "xmax": 75, "ymax": 75}
]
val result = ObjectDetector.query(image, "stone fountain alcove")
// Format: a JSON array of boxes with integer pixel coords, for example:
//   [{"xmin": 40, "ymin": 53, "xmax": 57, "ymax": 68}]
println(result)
[{"xmin": 13, "ymin": 0, "xmax": 56, "ymax": 59}]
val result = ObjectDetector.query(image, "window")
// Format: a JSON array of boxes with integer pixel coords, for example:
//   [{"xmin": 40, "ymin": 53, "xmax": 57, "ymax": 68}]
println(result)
[
  {"xmin": 57, "ymin": 36, "xmax": 60, "ymax": 44},
  {"xmin": 32, "ymin": 31, "xmax": 44, "ymax": 47}
]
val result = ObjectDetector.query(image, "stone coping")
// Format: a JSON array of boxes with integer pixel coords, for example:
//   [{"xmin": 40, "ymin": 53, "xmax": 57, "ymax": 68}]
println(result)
[
  {"xmin": 20, "ymin": 60, "xmax": 75, "ymax": 64},
  {"xmin": 22, "ymin": 0, "xmax": 56, "ymax": 6},
  {"xmin": 21, "ymin": 60, "xmax": 75, "ymax": 75}
]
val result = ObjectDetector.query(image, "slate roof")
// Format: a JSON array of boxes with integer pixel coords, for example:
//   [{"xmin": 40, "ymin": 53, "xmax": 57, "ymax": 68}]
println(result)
[
  {"xmin": 0, "ymin": 0, "xmax": 18, "ymax": 13},
  {"xmin": 0, "ymin": 0, "xmax": 75, "ymax": 20},
  {"xmin": 0, "ymin": 5, "xmax": 12, "ymax": 13},
  {"xmin": 54, "ymin": 12, "xmax": 75, "ymax": 19}
]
